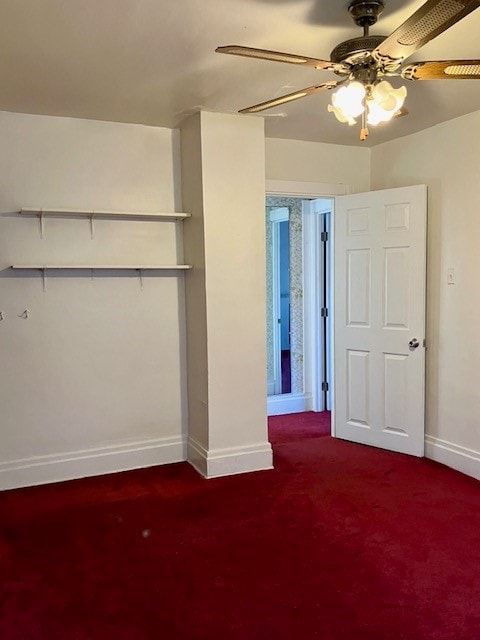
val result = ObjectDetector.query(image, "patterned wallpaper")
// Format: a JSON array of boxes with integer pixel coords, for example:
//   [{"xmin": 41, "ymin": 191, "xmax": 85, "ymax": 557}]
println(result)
[{"xmin": 266, "ymin": 196, "xmax": 304, "ymax": 395}]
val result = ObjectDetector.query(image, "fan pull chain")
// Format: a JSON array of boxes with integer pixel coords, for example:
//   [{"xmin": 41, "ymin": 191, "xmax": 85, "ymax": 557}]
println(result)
[{"xmin": 360, "ymin": 103, "xmax": 369, "ymax": 141}]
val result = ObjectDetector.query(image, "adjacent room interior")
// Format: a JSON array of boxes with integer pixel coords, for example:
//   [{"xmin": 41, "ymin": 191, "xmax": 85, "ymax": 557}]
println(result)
[{"xmin": 0, "ymin": 1, "xmax": 479, "ymax": 638}]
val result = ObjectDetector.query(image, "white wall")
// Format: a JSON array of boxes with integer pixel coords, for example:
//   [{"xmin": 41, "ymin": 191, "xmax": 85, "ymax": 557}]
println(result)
[
  {"xmin": 266, "ymin": 138, "xmax": 371, "ymax": 193},
  {"xmin": 371, "ymin": 110, "xmax": 480, "ymax": 478},
  {"xmin": 0, "ymin": 111, "xmax": 187, "ymax": 489},
  {"xmin": 5, "ymin": 106, "xmax": 477, "ymax": 487}
]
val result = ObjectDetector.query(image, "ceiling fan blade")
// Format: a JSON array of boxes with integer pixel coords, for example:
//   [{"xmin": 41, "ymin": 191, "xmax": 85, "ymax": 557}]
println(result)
[
  {"xmin": 216, "ymin": 45, "xmax": 335, "ymax": 70},
  {"xmin": 401, "ymin": 59, "xmax": 480, "ymax": 79},
  {"xmin": 373, "ymin": 0, "xmax": 480, "ymax": 66},
  {"xmin": 238, "ymin": 82, "xmax": 338, "ymax": 114}
]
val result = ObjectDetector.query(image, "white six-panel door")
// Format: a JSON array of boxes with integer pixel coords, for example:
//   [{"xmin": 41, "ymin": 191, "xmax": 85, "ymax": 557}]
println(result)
[{"xmin": 334, "ymin": 186, "xmax": 427, "ymax": 456}]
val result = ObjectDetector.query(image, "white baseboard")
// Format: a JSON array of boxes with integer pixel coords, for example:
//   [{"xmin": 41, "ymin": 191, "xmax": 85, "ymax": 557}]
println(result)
[
  {"xmin": 267, "ymin": 392, "xmax": 312, "ymax": 416},
  {"xmin": 187, "ymin": 437, "xmax": 273, "ymax": 478},
  {"xmin": 425, "ymin": 435, "xmax": 480, "ymax": 481},
  {"xmin": 0, "ymin": 435, "xmax": 187, "ymax": 491}
]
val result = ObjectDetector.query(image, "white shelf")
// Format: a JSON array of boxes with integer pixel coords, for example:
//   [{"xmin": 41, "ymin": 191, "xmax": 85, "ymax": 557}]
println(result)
[
  {"xmin": 11, "ymin": 264, "xmax": 192, "ymax": 291},
  {"xmin": 19, "ymin": 208, "xmax": 190, "ymax": 220},
  {"xmin": 11, "ymin": 265, "xmax": 192, "ymax": 270}
]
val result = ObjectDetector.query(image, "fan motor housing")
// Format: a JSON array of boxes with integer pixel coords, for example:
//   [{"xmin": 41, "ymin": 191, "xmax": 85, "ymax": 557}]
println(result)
[
  {"xmin": 330, "ymin": 35, "xmax": 386, "ymax": 65},
  {"xmin": 348, "ymin": 0, "xmax": 385, "ymax": 27}
]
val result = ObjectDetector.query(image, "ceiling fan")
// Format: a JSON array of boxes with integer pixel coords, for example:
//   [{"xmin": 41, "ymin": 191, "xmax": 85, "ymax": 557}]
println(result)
[{"xmin": 216, "ymin": 0, "xmax": 480, "ymax": 140}]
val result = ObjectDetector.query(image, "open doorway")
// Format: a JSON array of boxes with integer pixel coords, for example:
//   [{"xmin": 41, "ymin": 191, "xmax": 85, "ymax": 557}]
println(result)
[
  {"xmin": 267, "ymin": 183, "xmax": 427, "ymax": 455},
  {"xmin": 266, "ymin": 195, "xmax": 333, "ymax": 437}
]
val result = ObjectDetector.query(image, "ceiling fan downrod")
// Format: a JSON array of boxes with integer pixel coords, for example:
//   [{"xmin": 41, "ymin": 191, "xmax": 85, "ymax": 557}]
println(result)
[{"xmin": 330, "ymin": 0, "xmax": 387, "ymax": 66}]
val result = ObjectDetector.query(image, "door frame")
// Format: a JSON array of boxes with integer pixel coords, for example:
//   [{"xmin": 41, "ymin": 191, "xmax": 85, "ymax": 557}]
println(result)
[
  {"xmin": 269, "ymin": 207, "xmax": 289, "ymax": 395},
  {"xmin": 265, "ymin": 180, "xmax": 350, "ymax": 422},
  {"xmin": 303, "ymin": 198, "xmax": 332, "ymax": 413}
]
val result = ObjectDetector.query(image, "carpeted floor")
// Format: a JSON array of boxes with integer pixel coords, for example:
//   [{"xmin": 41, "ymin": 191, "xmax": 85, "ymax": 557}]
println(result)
[
  {"xmin": 268, "ymin": 410, "xmax": 331, "ymax": 444},
  {"xmin": 1, "ymin": 412, "xmax": 479, "ymax": 639}
]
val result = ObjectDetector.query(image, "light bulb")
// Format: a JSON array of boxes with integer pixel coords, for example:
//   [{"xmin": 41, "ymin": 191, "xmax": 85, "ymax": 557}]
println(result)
[
  {"xmin": 366, "ymin": 81, "xmax": 407, "ymax": 126},
  {"xmin": 328, "ymin": 81, "xmax": 366, "ymax": 125}
]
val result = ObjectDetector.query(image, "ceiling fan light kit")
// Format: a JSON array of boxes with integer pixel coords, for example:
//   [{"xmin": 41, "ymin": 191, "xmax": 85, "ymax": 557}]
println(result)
[
  {"xmin": 328, "ymin": 79, "xmax": 407, "ymax": 132},
  {"xmin": 216, "ymin": 0, "xmax": 480, "ymax": 141}
]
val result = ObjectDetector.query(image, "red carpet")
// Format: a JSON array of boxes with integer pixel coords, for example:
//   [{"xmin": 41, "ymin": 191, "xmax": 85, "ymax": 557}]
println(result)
[
  {"xmin": 268, "ymin": 410, "xmax": 331, "ymax": 444},
  {"xmin": 1, "ymin": 413, "xmax": 480, "ymax": 639}
]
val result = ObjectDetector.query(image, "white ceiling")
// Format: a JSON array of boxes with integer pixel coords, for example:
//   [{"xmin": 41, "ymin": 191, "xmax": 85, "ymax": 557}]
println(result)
[{"xmin": 0, "ymin": 0, "xmax": 479, "ymax": 147}]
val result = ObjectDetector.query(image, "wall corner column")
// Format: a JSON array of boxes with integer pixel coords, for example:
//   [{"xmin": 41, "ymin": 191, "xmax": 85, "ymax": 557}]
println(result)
[{"xmin": 180, "ymin": 111, "xmax": 272, "ymax": 478}]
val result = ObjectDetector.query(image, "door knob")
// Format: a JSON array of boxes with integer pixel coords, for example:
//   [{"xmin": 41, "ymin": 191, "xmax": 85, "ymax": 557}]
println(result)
[{"xmin": 409, "ymin": 338, "xmax": 420, "ymax": 349}]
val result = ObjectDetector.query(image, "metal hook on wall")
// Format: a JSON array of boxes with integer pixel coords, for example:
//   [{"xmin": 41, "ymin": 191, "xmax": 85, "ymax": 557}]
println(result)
[{"xmin": 18, "ymin": 309, "xmax": 30, "ymax": 319}]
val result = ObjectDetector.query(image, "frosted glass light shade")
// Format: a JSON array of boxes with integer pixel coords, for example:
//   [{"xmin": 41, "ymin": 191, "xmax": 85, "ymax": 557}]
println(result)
[
  {"xmin": 367, "ymin": 81, "xmax": 407, "ymax": 125},
  {"xmin": 328, "ymin": 79, "xmax": 407, "ymax": 131},
  {"xmin": 328, "ymin": 81, "xmax": 366, "ymax": 126}
]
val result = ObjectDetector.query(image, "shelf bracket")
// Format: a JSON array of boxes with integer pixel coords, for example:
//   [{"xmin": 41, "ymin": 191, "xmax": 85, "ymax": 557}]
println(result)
[
  {"xmin": 38, "ymin": 210, "xmax": 45, "ymax": 239},
  {"xmin": 40, "ymin": 268, "xmax": 47, "ymax": 292},
  {"xmin": 89, "ymin": 213, "xmax": 95, "ymax": 240},
  {"xmin": 138, "ymin": 268, "xmax": 144, "ymax": 291}
]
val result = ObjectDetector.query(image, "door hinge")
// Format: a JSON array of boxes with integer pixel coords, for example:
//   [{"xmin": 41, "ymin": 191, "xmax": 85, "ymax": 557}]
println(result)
[
  {"xmin": 321, "ymin": 307, "xmax": 328, "ymax": 318},
  {"xmin": 322, "ymin": 381, "xmax": 329, "ymax": 392},
  {"xmin": 321, "ymin": 231, "xmax": 328, "ymax": 242},
  {"xmin": 423, "ymin": 338, "xmax": 427, "ymax": 349}
]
